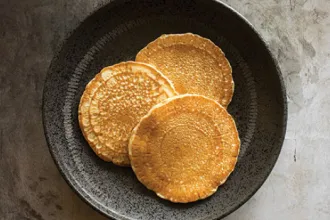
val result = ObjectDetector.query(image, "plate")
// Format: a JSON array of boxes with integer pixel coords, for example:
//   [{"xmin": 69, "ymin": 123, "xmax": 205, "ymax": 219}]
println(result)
[{"xmin": 43, "ymin": 0, "xmax": 287, "ymax": 219}]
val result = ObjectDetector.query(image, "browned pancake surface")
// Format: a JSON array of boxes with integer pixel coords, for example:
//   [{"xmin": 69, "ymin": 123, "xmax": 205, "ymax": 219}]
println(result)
[
  {"xmin": 129, "ymin": 94, "xmax": 240, "ymax": 202},
  {"xmin": 79, "ymin": 61, "xmax": 177, "ymax": 166},
  {"xmin": 136, "ymin": 33, "xmax": 234, "ymax": 107}
]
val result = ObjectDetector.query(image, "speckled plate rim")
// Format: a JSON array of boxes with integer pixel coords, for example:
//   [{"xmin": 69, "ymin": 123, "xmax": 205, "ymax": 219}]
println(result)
[{"xmin": 42, "ymin": 0, "xmax": 287, "ymax": 219}]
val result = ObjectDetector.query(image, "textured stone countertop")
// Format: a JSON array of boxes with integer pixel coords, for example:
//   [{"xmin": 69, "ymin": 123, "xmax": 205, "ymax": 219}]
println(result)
[{"xmin": 1, "ymin": 0, "xmax": 329, "ymax": 219}]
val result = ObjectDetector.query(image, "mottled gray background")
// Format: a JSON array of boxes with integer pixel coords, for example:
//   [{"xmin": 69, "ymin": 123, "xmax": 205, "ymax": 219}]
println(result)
[{"xmin": 0, "ymin": 0, "xmax": 329, "ymax": 219}]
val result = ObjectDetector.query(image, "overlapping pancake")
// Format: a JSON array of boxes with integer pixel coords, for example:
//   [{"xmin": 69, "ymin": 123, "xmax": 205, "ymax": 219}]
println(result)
[
  {"xmin": 78, "ymin": 61, "xmax": 177, "ymax": 166},
  {"xmin": 136, "ymin": 33, "xmax": 234, "ymax": 107},
  {"xmin": 129, "ymin": 94, "xmax": 240, "ymax": 203}
]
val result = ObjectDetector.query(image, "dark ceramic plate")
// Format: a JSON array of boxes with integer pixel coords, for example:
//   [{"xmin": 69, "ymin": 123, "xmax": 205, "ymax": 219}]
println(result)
[{"xmin": 43, "ymin": 0, "xmax": 287, "ymax": 219}]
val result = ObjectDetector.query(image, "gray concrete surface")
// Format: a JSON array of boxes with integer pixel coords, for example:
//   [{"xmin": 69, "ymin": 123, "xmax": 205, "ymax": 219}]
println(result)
[{"xmin": 0, "ymin": 0, "xmax": 329, "ymax": 219}]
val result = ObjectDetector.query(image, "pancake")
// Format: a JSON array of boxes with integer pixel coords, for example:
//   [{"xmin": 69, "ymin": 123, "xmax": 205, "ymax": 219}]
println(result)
[
  {"xmin": 78, "ymin": 61, "xmax": 177, "ymax": 166},
  {"xmin": 136, "ymin": 33, "xmax": 234, "ymax": 107},
  {"xmin": 128, "ymin": 94, "xmax": 240, "ymax": 203}
]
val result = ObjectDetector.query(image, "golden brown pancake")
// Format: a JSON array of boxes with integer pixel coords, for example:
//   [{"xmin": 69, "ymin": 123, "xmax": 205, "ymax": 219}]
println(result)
[
  {"xmin": 78, "ymin": 61, "xmax": 177, "ymax": 166},
  {"xmin": 129, "ymin": 94, "xmax": 240, "ymax": 202},
  {"xmin": 136, "ymin": 33, "xmax": 234, "ymax": 107}
]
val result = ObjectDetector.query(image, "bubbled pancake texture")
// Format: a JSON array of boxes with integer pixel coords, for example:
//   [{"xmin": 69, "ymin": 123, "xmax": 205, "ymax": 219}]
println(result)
[
  {"xmin": 129, "ymin": 95, "xmax": 240, "ymax": 203},
  {"xmin": 78, "ymin": 61, "xmax": 177, "ymax": 166},
  {"xmin": 136, "ymin": 33, "xmax": 234, "ymax": 107}
]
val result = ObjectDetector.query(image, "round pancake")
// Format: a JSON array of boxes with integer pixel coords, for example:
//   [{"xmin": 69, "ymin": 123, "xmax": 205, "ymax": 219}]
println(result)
[
  {"xmin": 129, "ymin": 94, "xmax": 240, "ymax": 203},
  {"xmin": 136, "ymin": 33, "xmax": 234, "ymax": 107},
  {"xmin": 78, "ymin": 61, "xmax": 177, "ymax": 166}
]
